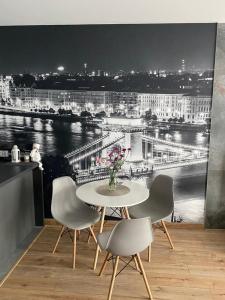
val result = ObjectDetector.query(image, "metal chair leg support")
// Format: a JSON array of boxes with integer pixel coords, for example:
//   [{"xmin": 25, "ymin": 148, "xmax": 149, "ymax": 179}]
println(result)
[{"xmin": 118, "ymin": 256, "xmax": 141, "ymax": 273}]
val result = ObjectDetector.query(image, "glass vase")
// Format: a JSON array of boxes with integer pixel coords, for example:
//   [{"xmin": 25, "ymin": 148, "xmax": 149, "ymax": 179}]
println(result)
[{"xmin": 109, "ymin": 171, "xmax": 117, "ymax": 191}]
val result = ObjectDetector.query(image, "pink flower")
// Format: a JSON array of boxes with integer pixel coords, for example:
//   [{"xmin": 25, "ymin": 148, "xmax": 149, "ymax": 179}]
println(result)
[
  {"xmin": 106, "ymin": 160, "xmax": 112, "ymax": 166},
  {"xmin": 113, "ymin": 147, "xmax": 120, "ymax": 153}
]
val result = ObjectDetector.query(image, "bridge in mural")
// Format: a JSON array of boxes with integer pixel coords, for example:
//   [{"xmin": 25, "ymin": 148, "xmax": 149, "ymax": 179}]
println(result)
[
  {"xmin": 64, "ymin": 122, "xmax": 208, "ymax": 184},
  {"xmin": 65, "ymin": 132, "xmax": 125, "ymax": 165},
  {"xmin": 141, "ymin": 135, "xmax": 208, "ymax": 152}
]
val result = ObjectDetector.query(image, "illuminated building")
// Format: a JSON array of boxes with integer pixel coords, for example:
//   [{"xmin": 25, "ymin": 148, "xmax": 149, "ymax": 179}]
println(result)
[
  {"xmin": 181, "ymin": 59, "xmax": 186, "ymax": 73},
  {"xmin": 0, "ymin": 75, "xmax": 12, "ymax": 100},
  {"xmin": 138, "ymin": 92, "xmax": 211, "ymax": 123},
  {"xmin": 9, "ymin": 86, "xmax": 211, "ymax": 123}
]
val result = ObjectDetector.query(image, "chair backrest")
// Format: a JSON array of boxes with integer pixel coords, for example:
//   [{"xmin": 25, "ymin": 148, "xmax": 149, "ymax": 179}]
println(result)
[
  {"xmin": 150, "ymin": 174, "xmax": 174, "ymax": 216},
  {"xmin": 106, "ymin": 218, "xmax": 153, "ymax": 256},
  {"xmin": 51, "ymin": 176, "xmax": 80, "ymax": 221}
]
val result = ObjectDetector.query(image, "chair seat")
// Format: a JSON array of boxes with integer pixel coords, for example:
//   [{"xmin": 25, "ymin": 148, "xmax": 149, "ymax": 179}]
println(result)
[
  {"xmin": 56, "ymin": 207, "xmax": 100, "ymax": 230},
  {"xmin": 97, "ymin": 231, "xmax": 111, "ymax": 250},
  {"xmin": 129, "ymin": 204, "xmax": 168, "ymax": 223}
]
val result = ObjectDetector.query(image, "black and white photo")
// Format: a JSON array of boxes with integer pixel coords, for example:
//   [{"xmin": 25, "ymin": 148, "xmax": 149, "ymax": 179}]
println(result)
[{"xmin": 0, "ymin": 23, "xmax": 216, "ymax": 222}]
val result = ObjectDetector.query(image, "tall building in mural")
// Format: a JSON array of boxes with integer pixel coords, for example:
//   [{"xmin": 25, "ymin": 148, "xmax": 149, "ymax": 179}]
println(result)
[{"xmin": 181, "ymin": 59, "xmax": 186, "ymax": 73}]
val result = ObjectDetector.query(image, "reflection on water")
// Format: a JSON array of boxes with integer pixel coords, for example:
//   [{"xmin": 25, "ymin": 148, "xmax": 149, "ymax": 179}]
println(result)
[
  {"xmin": 0, "ymin": 115, "xmax": 209, "ymax": 155},
  {"xmin": 0, "ymin": 115, "xmax": 102, "ymax": 155},
  {"xmin": 155, "ymin": 129, "xmax": 209, "ymax": 147}
]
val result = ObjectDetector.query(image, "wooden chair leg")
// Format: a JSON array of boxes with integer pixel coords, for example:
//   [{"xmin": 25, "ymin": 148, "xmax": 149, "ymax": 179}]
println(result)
[
  {"xmin": 161, "ymin": 220, "xmax": 174, "ymax": 249},
  {"xmin": 99, "ymin": 252, "xmax": 110, "ymax": 276},
  {"xmin": 89, "ymin": 226, "xmax": 98, "ymax": 245},
  {"xmin": 52, "ymin": 225, "xmax": 65, "ymax": 254},
  {"xmin": 120, "ymin": 208, "xmax": 125, "ymax": 219},
  {"xmin": 107, "ymin": 256, "xmax": 119, "ymax": 300},
  {"xmin": 133, "ymin": 256, "xmax": 140, "ymax": 272},
  {"xmin": 77, "ymin": 230, "xmax": 81, "ymax": 240},
  {"xmin": 87, "ymin": 225, "xmax": 95, "ymax": 243},
  {"xmin": 93, "ymin": 206, "xmax": 106, "ymax": 270},
  {"xmin": 136, "ymin": 254, "xmax": 153, "ymax": 300},
  {"xmin": 148, "ymin": 245, "xmax": 151, "ymax": 262},
  {"xmin": 124, "ymin": 207, "xmax": 130, "ymax": 219},
  {"xmin": 87, "ymin": 232, "xmax": 91, "ymax": 243},
  {"xmin": 73, "ymin": 230, "xmax": 77, "ymax": 269}
]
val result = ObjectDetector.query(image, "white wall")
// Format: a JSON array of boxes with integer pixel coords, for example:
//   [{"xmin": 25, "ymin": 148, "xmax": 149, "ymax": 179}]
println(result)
[{"xmin": 0, "ymin": 0, "xmax": 225, "ymax": 26}]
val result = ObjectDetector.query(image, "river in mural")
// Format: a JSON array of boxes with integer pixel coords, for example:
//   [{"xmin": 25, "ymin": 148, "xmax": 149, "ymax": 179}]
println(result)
[{"xmin": 0, "ymin": 114, "xmax": 208, "ymax": 222}]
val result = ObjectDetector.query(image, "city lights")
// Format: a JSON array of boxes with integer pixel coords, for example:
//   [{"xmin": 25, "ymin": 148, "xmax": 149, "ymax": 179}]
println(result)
[
  {"xmin": 0, "ymin": 64, "xmax": 213, "ymax": 125},
  {"xmin": 57, "ymin": 66, "xmax": 65, "ymax": 72}
]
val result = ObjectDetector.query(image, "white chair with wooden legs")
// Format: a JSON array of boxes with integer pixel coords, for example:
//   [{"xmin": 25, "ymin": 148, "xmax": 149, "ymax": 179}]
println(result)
[
  {"xmin": 97, "ymin": 218, "xmax": 154, "ymax": 300},
  {"xmin": 51, "ymin": 176, "xmax": 100, "ymax": 269},
  {"xmin": 129, "ymin": 175, "xmax": 174, "ymax": 262}
]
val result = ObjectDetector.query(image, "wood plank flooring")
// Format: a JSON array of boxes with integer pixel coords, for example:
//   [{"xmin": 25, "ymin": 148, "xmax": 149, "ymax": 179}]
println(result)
[{"xmin": 0, "ymin": 222, "xmax": 225, "ymax": 300}]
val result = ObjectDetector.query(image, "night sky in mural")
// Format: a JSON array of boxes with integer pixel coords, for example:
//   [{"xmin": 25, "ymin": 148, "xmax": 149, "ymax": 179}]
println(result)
[{"xmin": 0, "ymin": 23, "xmax": 216, "ymax": 74}]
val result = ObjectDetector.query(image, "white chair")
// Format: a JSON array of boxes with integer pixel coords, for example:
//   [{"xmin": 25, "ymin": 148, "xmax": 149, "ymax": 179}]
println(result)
[
  {"xmin": 51, "ymin": 176, "xmax": 100, "ymax": 269},
  {"xmin": 97, "ymin": 218, "xmax": 154, "ymax": 300},
  {"xmin": 129, "ymin": 175, "xmax": 174, "ymax": 261}
]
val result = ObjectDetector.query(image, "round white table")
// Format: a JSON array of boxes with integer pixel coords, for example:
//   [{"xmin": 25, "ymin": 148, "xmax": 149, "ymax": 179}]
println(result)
[{"xmin": 76, "ymin": 179, "xmax": 149, "ymax": 270}]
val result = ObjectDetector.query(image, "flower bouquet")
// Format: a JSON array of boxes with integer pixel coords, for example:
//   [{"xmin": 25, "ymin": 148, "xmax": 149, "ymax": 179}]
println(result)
[{"xmin": 107, "ymin": 146, "xmax": 131, "ymax": 191}]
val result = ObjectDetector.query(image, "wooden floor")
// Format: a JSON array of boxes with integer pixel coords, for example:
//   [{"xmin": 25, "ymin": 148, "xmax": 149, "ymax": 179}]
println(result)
[{"xmin": 0, "ymin": 222, "xmax": 225, "ymax": 300}]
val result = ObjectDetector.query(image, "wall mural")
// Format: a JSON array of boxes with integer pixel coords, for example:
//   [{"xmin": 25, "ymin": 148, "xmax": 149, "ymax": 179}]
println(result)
[{"xmin": 0, "ymin": 24, "xmax": 216, "ymax": 222}]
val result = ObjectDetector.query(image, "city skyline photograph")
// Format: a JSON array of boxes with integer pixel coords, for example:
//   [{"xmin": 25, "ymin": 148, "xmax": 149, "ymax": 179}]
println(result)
[
  {"xmin": 0, "ymin": 23, "xmax": 217, "ymax": 223},
  {"xmin": 0, "ymin": 23, "xmax": 216, "ymax": 74}
]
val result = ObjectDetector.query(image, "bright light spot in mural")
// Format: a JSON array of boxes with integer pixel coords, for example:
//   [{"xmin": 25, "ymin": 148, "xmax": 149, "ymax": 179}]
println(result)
[{"xmin": 57, "ymin": 66, "xmax": 64, "ymax": 72}]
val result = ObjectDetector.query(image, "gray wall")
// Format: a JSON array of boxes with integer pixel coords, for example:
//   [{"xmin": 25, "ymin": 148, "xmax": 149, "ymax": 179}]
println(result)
[
  {"xmin": 0, "ymin": 170, "xmax": 35, "ymax": 273},
  {"xmin": 205, "ymin": 23, "xmax": 225, "ymax": 228}
]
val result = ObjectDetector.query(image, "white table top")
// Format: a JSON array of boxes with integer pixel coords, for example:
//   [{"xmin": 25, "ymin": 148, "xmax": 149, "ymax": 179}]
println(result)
[{"xmin": 76, "ymin": 179, "xmax": 149, "ymax": 208}]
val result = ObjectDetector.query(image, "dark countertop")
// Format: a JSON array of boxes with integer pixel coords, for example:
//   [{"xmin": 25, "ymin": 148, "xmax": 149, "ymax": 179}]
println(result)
[{"xmin": 0, "ymin": 162, "xmax": 38, "ymax": 187}]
